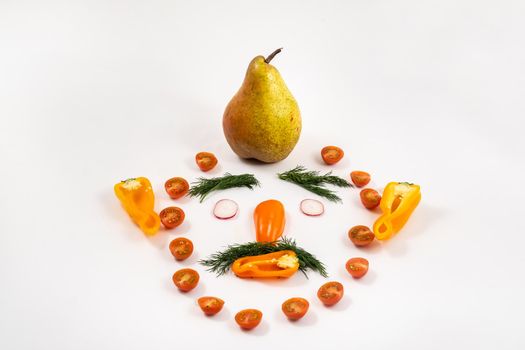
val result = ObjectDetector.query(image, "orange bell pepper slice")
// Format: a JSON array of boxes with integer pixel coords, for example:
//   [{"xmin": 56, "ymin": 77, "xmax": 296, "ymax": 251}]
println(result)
[
  {"xmin": 114, "ymin": 177, "xmax": 160, "ymax": 235},
  {"xmin": 254, "ymin": 199, "xmax": 285, "ymax": 243},
  {"xmin": 232, "ymin": 250, "xmax": 299, "ymax": 278},
  {"xmin": 373, "ymin": 182, "xmax": 421, "ymax": 240}
]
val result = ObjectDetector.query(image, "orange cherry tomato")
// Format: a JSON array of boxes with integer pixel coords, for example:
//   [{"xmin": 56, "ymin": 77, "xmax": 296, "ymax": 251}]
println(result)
[
  {"xmin": 346, "ymin": 257, "xmax": 369, "ymax": 279},
  {"xmin": 360, "ymin": 189, "xmax": 381, "ymax": 209},
  {"xmin": 160, "ymin": 207, "xmax": 185, "ymax": 229},
  {"xmin": 164, "ymin": 177, "xmax": 189, "ymax": 199},
  {"xmin": 235, "ymin": 309, "xmax": 262, "ymax": 330},
  {"xmin": 350, "ymin": 171, "xmax": 371, "ymax": 187},
  {"xmin": 317, "ymin": 281, "xmax": 344, "ymax": 306},
  {"xmin": 321, "ymin": 146, "xmax": 344, "ymax": 165},
  {"xmin": 172, "ymin": 268, "xmax": 199, "ymax": 292},
  {"xmin": 197, "ymin": 296, "xmax": 224, "ymax": 316},
  {"xmin": 282, "ymin": 297, "xmax": 309, "ymax": 320},
  {"xmin": 348, "ymin": 225, "xmax": 375, "ymax": 247},
  {"xmin": 169, "ymin": 237, "xmax": 193, "ymax": 261},
  {"xmin": 195, "ymin": 152, "xmax": 218, "ymax": 172}
]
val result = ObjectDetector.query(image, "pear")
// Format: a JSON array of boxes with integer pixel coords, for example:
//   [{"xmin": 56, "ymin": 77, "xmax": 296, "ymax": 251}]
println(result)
[{"xmin": 223, "ymin": 48, "xmax": 301, "ymax": 163}]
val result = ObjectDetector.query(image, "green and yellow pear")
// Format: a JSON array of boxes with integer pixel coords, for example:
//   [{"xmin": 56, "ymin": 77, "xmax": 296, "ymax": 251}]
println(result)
[{"xmin": 223, "ymin": 48, "xmax": 301, "ymax": 163}]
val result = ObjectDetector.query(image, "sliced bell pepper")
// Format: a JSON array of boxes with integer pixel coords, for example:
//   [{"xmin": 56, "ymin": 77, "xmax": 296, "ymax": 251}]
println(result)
[
  {"xmin": 114, "ymin": 177, "xmax": 160, "ymax": 235},
  {"xmin": 232, "ymin": 250, "xmax": 299, "ymax": 278},
  {"xmin": 254, "ymin": 199, "xmax": 285, "ymax": 243},
  {"xmin": 373, "ymin": 182, "xmax": 421, "ymax": 240}
]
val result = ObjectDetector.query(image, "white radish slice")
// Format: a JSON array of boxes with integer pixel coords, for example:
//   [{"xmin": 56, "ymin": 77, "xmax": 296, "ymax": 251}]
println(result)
[
  {"xmin": 300, "ymin": 199, "xmax": 324, "ymax": 216},
  {"xmin": 213, "ymin": 199, "xmax": 238, "ymax": 219}
]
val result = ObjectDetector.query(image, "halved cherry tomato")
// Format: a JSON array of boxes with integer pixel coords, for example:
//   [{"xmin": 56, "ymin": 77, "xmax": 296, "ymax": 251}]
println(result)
[
  {"xmin": 360, "ymin": 189, "xmax": 381, "ymax": 209},
  {"xmin": 282, "ymin": 297, "xmax": 309, "ymax": 320},
  {"xmin": 197, "ymin": 296, "xmax": 224, "ymax": 316},
  {"xmin": 235, "ymin": 309, "xmax": 262, "ymax": 330},
  {"xmin": 348, "ymin": 225, "xmax": 375, "ymax": 247},
  {"xmin": 172, "ymin": 268, "xmax": 199, "ymax": 292},
  {"xmin": 195, "ymin": 152, "xmax": 218, "ymax": 172},
  {"xmin": 160, "ymin": 207, "xmax": 185, "ymax": 229},
  {"xmin": 169, "ymin": 237, "xmax": 193, "ymax": 261},
  {"xmin": 317, "ymin": 281, "xmax": 344, "ymax": 306},
  {"xmin": 321, "ymin": 146, "xmax": 344, "ymax": 165},
  {"xmin": 350, "ymin": 171, "xmax": 371, "ymax": 187},
  {"xmin": 165, "ymin": 177, "xmax": 189, "ymax": 199},
  {"xmin": 346, "ymin": 257, "xmax": 369, "ymax": 279}
]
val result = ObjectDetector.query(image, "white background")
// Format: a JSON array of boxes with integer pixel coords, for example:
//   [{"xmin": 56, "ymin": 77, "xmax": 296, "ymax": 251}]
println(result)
[{"xmin": 1, "ymin": 1, "xmax": 524, "ymax": 349}]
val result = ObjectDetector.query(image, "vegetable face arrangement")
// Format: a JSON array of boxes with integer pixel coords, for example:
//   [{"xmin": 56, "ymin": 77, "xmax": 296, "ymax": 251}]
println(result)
[{"xmin": 113, "ymin": 48, "xmax": 422, "ymax": 332}]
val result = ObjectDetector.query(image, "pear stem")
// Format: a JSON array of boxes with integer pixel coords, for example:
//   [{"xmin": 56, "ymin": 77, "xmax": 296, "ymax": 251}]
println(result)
[{"xmin": 264, "ymin": 48, "xmax": 283, "ymax": 64}]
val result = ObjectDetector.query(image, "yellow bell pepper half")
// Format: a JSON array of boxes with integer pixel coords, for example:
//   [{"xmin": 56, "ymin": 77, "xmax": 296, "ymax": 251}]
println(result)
[
  {"xmin": 114, "ymin": 177, "xmax": 160, "ymax": 235},
  {"xmin": 373, "ymin": 182, "xmax": 421, "ymax": 240}
]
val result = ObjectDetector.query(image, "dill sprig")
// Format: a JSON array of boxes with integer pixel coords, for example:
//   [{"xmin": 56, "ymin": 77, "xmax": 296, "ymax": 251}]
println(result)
[
  {"xmin": 188, "ymin": 173, "xmax": 260, "ymax": 202},
  {"xmin": 199, "ymin": 237, "xmax": 328, "ymax": 278},
  {"xmin": 277, "ymin": 165, "xmax": 353, "ymax": 203}
]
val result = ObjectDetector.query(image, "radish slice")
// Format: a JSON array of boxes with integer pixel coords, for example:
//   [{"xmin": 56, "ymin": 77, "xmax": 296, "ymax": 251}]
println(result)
[
  {"xmin": 213, "ymin": 199, "xmax": 238, "ymax": 219},
  {"xmin": 300, "ymin": 199, "xmax": 324, "ymax": 216}
]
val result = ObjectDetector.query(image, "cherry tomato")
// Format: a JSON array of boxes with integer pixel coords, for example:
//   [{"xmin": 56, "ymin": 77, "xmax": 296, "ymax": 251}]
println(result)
[
  {"xmin": 195, "ymin": 152, "xmax": 218, "ymax": 172},
  {"xmin": 350, "ymin": 171, "xmax": 371, "ymax": 187},
  {"xmin": 282, "ymin": 297, "xmax": 309, "ymax": 320},
  {"xmin": 235, "ymin": 309, "xmax": 262, "ymax": 330},
  {"xmin": 321, "ymin": 146, "xmax": 344, "ymax": 165},
  {"xmin": 360, "ymin": 189, "xmax": 381, "ymax": 209},
  {"xmin": 346, "ymin": 257, "xmax": 369, "ymax": 279},
  {"xmin": 164, "ymin": 177, "xmax": 189, "ymax": 199},
  {"xmin": 348, "ymin": 225, "xmax": 375, "ymax": 247},
  {"xmin": 169, "ymin": 237, "xmax": 193, "ymax": 261},
  {"xmin": 160, "ymin": 207, "xmax": 185, "ymax": 229},
  {"xmin": 197, "ymin": 296, "xmax": 224, "ymax": 316},
  {"xmin": 317, "ymin": 281, "xmax": 344, "ymax": 306},
  {"xmin": 172, "ymin": 268, "xmax": 199, "ymax": 292}
]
